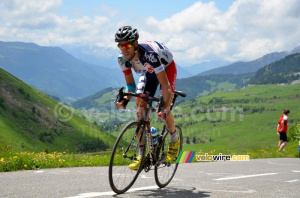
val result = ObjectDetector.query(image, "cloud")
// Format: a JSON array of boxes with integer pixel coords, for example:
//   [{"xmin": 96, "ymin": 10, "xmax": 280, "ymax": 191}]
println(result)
[
  {"xmin": 141, "ymin": 0, "xmax": 300, "ymax": 64},
  {"xmin": 1, "ymin": 0, "xmax": 300, "ymax": 66}
]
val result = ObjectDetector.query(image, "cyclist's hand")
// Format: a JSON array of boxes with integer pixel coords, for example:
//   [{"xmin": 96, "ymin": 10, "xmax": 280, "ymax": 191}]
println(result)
[
  {"xmin": 116, "ymin": 99, "xmax": 129, "ymax": 109},
  {"xmin": 157, "ymin": 107, "xmax": 168, "ymax": 119}
]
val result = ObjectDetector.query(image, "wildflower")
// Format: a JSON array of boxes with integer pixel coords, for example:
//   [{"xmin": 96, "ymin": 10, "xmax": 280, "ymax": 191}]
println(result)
[
  {"xmin": 0, "ymin": 158, "xmax": 4, "ymax": 162},
  {"xmin": 24, "ymin": 164, "xmax": 28, "ymax": 168},
  {"xmin": 13, "ymin": 156, "xmax": 18, "ymax": 159}
]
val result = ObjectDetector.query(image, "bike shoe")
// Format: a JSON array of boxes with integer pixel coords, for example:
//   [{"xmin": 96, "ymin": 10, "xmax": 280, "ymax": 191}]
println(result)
[
  {"xmin": 165, "ymin": 139, "xmax": 180, "ymax": 162},
  {"xmin": 128, "ymin": 155, "xmax": 142, "ymax": 170}
]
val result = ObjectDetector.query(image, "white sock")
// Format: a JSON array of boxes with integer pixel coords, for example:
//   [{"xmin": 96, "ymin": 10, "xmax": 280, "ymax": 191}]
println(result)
[{"xmin": 170, "ymin": 130, "xmax": 178, "ymax": 142}]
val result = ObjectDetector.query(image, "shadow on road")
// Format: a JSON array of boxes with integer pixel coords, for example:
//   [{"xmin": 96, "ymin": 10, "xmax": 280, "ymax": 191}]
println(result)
[{"xmin": 113, "ymin": 186, "xmax": 211, "ymax": 197}]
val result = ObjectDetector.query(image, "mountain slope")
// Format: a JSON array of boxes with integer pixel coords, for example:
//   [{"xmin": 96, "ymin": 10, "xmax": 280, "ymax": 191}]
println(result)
[
  {"xmin": 175, "ymin": 73, "xmax": 254, "ymax": 99},
  {"xmin": 0, "ymin": 68, "xmax": 116, "ymax": 153},
  {"xmin": 249, "ymin": 53, "xmax": 300, "ymax": 85},
  {"xmin": 72, "ymin": 87, "xmax": 114, "ymax": 109},
  {"xmin": 0, "ymin": 41, "xmax": 124, "ymax": 101},
  {"xmin": 198, "ymin": 51, "xmax": 288, "ymax": 76}
]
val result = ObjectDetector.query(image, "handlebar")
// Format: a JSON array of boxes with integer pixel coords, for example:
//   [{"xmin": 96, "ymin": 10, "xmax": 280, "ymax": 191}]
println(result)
[
  {"xmin": 114, "ymin": 87, "xmax": 186, "ymax": 110},
  {"xmin": 114, "ymin": 87, "xmax": 160, "ymax": 103}
]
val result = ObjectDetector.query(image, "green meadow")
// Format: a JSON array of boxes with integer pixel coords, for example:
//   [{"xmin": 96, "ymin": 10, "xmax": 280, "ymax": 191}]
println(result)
[{"xmin": 1, "ymin": 83, "xmax": 300, "ymax": 172}]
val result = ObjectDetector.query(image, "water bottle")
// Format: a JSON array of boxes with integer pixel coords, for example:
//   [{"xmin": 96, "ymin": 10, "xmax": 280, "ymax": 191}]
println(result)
[{"xmin": 151, "ymin": 127, "xmax": 158, "ymax": 145}]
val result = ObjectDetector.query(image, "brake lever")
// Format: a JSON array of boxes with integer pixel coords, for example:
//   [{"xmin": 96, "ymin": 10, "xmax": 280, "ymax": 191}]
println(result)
[{"xmin": 114, "ymin": 87, "xmax": 125, "ymax": 105}]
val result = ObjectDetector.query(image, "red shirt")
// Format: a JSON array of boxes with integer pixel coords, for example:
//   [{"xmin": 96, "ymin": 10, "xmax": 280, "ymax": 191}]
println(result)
[{"xmin": 278, "ymin": 114, "xmax": 288, "ymax": 132}]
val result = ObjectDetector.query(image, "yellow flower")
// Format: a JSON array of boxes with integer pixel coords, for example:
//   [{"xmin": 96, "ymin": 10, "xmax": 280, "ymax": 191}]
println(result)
[
  {"xmin": 24, "ymin": 164, "xmax": 28, "ymax": 168},
  {"xmin": 0, "ymin": 158, "xmax": 4, "ymax": 162},
  {"xmin": 13, "ymin": 156, "xmax": 18, "ymax": 159}
]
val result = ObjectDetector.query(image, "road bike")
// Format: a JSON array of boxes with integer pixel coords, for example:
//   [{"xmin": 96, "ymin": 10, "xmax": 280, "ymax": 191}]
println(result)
[{"xmin": 108, "ymin": 87, "xmax": 186, "ymax": 194}]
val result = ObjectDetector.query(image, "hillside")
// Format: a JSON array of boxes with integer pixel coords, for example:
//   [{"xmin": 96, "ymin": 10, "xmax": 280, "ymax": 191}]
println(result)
[
  {"xmin": 61, "ymin": 44, "xmax": 192, "ymax": 79},
  {"xmin": 0, "ymin": 41, "xmax": 124, "ymax": 101},
  {"xmin": 0, "ymin": 68, "xmax": 116, "ymax": 153},
  {"xmin": 72, "ymin": 87, "xmax": 114, "ymax": 109},
  {"xmin": 198, "ymin": 51, "xmax": 288, "ymax": 76},
  {"xmin": 171, "ymin": 83, "xmax": 300, "ymax": 153},
  {"xmin": 249, "ymin": 53, "xmax": 300, "ymax": 85},
  {"xmin": 175, "ymin": 73, "xmax": 254, "ymax": 99}
]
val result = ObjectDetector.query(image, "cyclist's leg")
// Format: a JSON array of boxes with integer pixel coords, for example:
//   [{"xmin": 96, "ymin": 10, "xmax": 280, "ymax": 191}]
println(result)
[
  {"xmin": 136, "ymin": 72, "xmax": 159, "ymax": 119},
  {"xmin": 163, "ymin": 60, "xmax": 177, "ymax": 135},
  {"xmin": 163, "ymin": 61, "xmax": 180, "ymax": 162},
  {"xmin": 129, "ymin": 72, "xmax": 159, "ymax": 168}
]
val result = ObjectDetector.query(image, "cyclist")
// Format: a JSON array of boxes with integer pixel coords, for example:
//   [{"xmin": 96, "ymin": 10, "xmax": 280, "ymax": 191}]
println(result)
[{"xmin": 115, "ymin": 25, "xmax": 179, "ymax": 169}]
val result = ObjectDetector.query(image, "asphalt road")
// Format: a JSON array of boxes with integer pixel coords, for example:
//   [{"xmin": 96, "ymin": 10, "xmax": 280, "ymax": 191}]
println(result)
[{"xmin": 0, "ymin": 158, "xmax": 299, "ymax": 198}]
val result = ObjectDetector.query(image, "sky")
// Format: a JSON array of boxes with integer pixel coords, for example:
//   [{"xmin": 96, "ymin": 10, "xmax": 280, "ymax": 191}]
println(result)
[{"xmin": 1, "ymin": 0, "xmax": 300, "ymax": 66}]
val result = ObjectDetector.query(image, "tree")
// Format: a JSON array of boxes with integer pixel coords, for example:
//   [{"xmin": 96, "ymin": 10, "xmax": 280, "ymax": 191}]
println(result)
[
  {"xmin": 186, "ymin": 136, "xmax": 190, "ymax": 144},
  {"xmin": 192, "ymin": 136, "xmax": 196, "ymax": 144}
]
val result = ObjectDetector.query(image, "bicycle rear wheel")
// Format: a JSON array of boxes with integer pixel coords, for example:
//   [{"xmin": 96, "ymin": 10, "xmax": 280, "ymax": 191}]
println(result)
[
  {"xmin": 108, "ymin": 121, "xmax": 145, "ymax": 194},
  {"xmin": 154, "ymin": 125, "xmax": 183, "ymax": 188}
]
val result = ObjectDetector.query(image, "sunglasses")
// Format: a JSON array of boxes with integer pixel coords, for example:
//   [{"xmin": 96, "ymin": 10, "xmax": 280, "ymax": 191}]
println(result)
[{"xmin": 117, "ymin": 42, "xmax": 134, "ymax": 50}]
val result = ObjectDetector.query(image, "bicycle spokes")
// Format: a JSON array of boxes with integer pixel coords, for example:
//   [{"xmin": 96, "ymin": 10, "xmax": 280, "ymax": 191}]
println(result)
[
  {"xmin": 109, "ymin": 122, "xmax": 145, "ymax": 194},
  {"xmin": 154, "ymin": 125, "xmax": 183, "ymax": 188}
]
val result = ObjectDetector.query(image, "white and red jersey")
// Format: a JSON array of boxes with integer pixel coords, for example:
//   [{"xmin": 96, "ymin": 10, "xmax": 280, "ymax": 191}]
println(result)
[
  {"xmin": 278, "ymin": 114, "xmax": 288, "ymax": 132},
  {"xmin": 118, "ymin": 41, "xmax": 174, "ymax": 75}
]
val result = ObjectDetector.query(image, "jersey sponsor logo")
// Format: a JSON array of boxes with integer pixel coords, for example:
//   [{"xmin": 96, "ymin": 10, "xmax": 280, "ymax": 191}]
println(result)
[
  {"xmin": 145, "ymin": 53, "xmax": 158, "ymax": 63},
  {"xmin": 118, "ymin": 57, "xmax": 127, "ymax": 65},
  {"xmin": 144, "ymin": 63, "xmax": 154, "ymax": 73}
]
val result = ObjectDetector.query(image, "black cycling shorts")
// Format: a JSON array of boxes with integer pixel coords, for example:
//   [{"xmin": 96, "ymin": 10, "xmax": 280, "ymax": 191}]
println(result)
[{"xmin": 279, "ymin": 132, "xmax": 287, "ymax": 142}]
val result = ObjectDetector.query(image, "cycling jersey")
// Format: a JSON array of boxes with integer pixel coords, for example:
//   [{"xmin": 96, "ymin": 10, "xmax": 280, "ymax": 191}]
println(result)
[{"xmin": 118, "ymin": 41, "xmax": 173, "ymax": 75}]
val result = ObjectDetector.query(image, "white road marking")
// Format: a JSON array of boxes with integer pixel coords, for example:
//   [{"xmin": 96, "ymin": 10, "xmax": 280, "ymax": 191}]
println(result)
[
  {"xmin": 65, "ymin": 186, "xmax": 158, "ymax": 198},
  {"xmin": 291, "ymin": 170, "xmax": 300, "ymax": 173},
  {"xmin": 214, "ymin": 173, "xmax": 279, "ymax": 181},
  {"xmin": 285, "ymin": 179, "xmax": 300, "ymax": 183},
  {"xmin": 198, "ymin": 188, "xmax": 256, "ymax": 194},
  {"xmin": 140, "ymin": 174, "xmax": 153, "ymax": 179}
]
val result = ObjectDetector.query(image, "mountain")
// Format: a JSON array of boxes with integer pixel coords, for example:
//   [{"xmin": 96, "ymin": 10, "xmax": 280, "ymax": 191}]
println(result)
[
  {"xmin": 196, "ymin": 45, "xmax": 300, "ymax": 76},
  {"xmin": 74, "ymin": 72, "xmax": 254, "ymax": 110},
  {"xmin": 0, "ymin": 41, "xmax": 124, "ymax": 101},
  {"xmin": 198, "ymin": 51, "xmax": 288, "ymax": 76},
  {"xmin": 0, "ymin": 68, "xmax": 116, "ymax": 153},
  {"xmin": 249, "ymin": 53, "xmax": 300, "ymax": 85},
  {"xmin": 61, "ymin": 45, "xmax": 192, "ymax": 79},
  {"xmin": 60, "ymin": 45, "xmax": 120, "ymax": 69},
  {"xmin": 176, "ymin": 64, "xmax": 193, "ymax": 78},
  {"xmin": 175, "ymin": 73, "xmax": 254, "ymax": 99},
  {"xmin": 185, "ymin": 60, "xmax": 231, "ymax": 75},
  {"xmin": 72, "ymin": 87, "xmax": 114, "ymax": 109}
]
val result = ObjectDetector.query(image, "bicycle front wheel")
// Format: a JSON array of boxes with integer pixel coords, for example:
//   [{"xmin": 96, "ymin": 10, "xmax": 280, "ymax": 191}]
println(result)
[
  {"xmin": 108, "ymin": 121, "xmax": 145, "ymax": 194},
  {"xmin": 154, "ymin": 125, "xmax": 183, "ymax": 188}
]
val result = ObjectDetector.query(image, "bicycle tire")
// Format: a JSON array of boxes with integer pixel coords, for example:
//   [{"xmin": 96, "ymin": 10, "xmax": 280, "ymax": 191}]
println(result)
[
  {"xmin": 108, "ymin": 121, "xmax": 146, "ymax": 194},
  {"xmin": 154, "ymin": 125, "xmax": 183, "ymax": 188}
]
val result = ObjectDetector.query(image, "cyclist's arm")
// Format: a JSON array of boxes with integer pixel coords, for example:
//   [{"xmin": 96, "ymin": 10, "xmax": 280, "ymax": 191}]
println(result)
[{"xmin": 124, "ymin": 73, "xmax": 135, "ymax": 101}]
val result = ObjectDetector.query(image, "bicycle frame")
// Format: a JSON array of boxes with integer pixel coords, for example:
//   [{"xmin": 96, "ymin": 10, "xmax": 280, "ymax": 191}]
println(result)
[
  {"xmin": 117, "ymin": 91, "xmax": 158, "ymax": 168},
  {"xmin": 115, "ymin": 87, "xmax": 186, "ymax": 169},
  {"xmin": 109, "ymin": 87, "xmax": 187, "ymax": 194}
]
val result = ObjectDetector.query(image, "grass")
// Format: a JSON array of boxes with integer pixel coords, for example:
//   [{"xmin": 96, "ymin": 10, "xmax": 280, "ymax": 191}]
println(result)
[
  {"xmin": 1, "ymin": 81, "xmax": 300, "ymax": 172},
  {"xmin": 0, "ymin": 68, "xmax": 117, "ymax": 153},
  {"xmin": 1, "ymin": 140, "xmax": 298, "ymax": 172},
  {"xmin": 0, "ymin": 150, "xmax": 111, "ymax": 172},
  {"xmin": 172, "ymin": 84, "xmax": 300, "ymax": 153}
]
